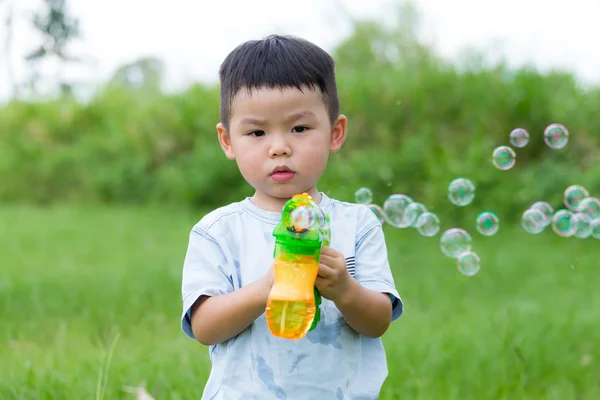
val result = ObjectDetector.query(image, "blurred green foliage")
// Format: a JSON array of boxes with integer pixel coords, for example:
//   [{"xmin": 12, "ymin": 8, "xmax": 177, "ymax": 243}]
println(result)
[{"xmin": 1, "ymin": 8, "xmax": 599, "ymax": 225}]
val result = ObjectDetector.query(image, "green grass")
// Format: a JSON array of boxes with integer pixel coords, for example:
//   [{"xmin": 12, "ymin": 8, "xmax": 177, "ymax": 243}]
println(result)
[{"xmin": 1, "ymin": 204, "xmax": 599, "ymax": 399}]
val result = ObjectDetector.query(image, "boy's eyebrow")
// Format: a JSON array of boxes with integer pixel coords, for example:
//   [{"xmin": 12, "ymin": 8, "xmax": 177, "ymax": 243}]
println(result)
[
  {"xmin": 239, "ymin": 117, "xmax": 266, "ymax": 126},
  {"xmin": 285, "ymin": 110, "xmax": 316, "ymax": 122},
  {"xmin": 239, "ymin": 111, "xmax": 316, "ymax": 126}
]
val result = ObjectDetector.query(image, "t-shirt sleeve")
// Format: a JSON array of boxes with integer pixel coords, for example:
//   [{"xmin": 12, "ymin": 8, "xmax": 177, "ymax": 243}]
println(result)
[
  {"xmin": 354, "ymin": 211, "xmax": 403, "ymax": 321},
  {"xmin": 181, "ymin": 226, "xmax": 235, "ymax": 339}
]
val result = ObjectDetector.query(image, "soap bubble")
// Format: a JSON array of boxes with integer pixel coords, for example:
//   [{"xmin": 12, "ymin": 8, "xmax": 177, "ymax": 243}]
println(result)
[
  {"xmin": 578, "ymin": 197, "xmax": 600, "ymax": 222},
  {"xmin": 367, "ymin": 204, "xmax": 385, "ymax": 225},
  {"xmin": 416, "ymin": 212, "xmax": 440, "ymax": 237},
  {"xmin": 509, "ymin": 128, "xmax": 530, "ymax": 148},
  {"xmin": 475, "ymin": 211, "xmax": 500, "ymax": 236},
  {"xmin": 591, "ymin": 220, "xmax": 600, "ymax": 239},
  {"xmin": 405, "ymin": 202, "xmax": 427, "ymax": 227},
  {"xmin": 440, "ymin": 228, "xmax": 472, "ymax": 259},
  {"xmin": 448, "ymin": 178, "xmax": 476, "ymax": 206},
  {"xmin": 564, "ymin": 185, "xmax": 589, "ymax": 211},
  {"xmin": 492, "ymin": 146, "xmax": 516, "ymax": 170},
  {"xmin": 291, "ymin": 206, "xmax": 314, "ymax": 230},
  {"xmin": 544, "ymin": 123, "xmax": 569, "ymax": 149},
  {"xmin": 521, "ymin": 208, "xmax": 546, "ymax": 234},
  {"xmin": 530, "ymin": 201, "xmax": 554, "ymax": 226},
  {"xmin": 313, "ymin": 208, "xmax": 331, "ymax": 245},
  {"xmin": 383, "ymin": 194, "xmax": 413, "ymax": 228},
  {"xmin": 313, "ymin": 207, "xmax": 326, "ymax": 228},
  {"xmin": 355, "ymin": 187, "xmax": 373, "ymax": 205},
  {"xmin": 552, "ymin": 209, "xmax": 576, "ymax": 237},
  {"xmin": 457, "ymin": 251, "xmax": 481, "ymax": 276},
  {"xmin": 573, "ymin": 212, "xmax": 593, "ymax": 239}
]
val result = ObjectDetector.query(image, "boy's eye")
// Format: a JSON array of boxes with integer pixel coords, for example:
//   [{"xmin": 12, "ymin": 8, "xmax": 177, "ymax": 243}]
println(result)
[
  {"xmin": 292, "ymin": 126, "xmax": 309, "ymax": 133},
  {"xmin": 249, "ymin": 130, "xmax": 265, "ymax": 137}
]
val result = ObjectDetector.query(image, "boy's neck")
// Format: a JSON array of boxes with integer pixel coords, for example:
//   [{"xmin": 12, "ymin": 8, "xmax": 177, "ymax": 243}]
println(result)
[{"xmin": 250, "ymin": 188, "xmax": 322, "ymax": 213}]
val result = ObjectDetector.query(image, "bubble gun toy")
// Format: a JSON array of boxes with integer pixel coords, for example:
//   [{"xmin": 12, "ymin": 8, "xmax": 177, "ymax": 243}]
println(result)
[{"xmin": 265, "ymin": 193, "xmax": 331, "ymax": 340}]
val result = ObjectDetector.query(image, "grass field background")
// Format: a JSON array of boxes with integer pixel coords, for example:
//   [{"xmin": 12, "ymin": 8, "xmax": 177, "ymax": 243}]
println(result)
[
  {"xmin": 2, "ymin": 3, "xmax": 600, "ymax": 399},
  {"xmin": 2, "ymin": 203, "xmax": 598, "ymax": 399}
]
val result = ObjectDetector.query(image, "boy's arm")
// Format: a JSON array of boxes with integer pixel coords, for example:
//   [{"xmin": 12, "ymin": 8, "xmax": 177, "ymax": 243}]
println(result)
[
  {"xmin": 181, "ymin": 227, "xmax": 273, "ymax": 346},
  {"xmin": 318, "ymin": 246, "xmax": 394, "ymax": 338},
  {"xmin": 326, "ymin": 210, "xmax": 402, "ymax": 338},
  {"xmin": 190, "ymin": 272, "xmax": 272, "ymax": 346},
  {"xmin": 334, "ymin": 279, "xmax": 392, "ymax": 338}
]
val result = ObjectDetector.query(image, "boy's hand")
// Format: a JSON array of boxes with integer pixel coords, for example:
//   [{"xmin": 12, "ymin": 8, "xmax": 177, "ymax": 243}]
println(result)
[
  {"xmin": 260, "ymin": 266, "xmax": 274, "ymax": 297},
  {"xmin": 315, "ymin": 246, "xmax": 351, "ymax": 303}
]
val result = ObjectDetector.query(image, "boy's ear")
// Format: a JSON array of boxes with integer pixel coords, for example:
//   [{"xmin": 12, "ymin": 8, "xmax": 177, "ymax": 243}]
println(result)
[
  {"xmin": 217, "ymin": 122, "xmax": 235, "ymax": 160},
  {"xmin": 329, "ymin": 114, "xmax": 347, "ymax": 153}
]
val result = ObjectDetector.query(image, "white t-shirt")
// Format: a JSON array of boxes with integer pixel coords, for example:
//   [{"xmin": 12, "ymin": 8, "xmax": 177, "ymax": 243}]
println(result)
[{"xmin": 181, "ymin": 192, "xmax": 403, "ymax": 400}]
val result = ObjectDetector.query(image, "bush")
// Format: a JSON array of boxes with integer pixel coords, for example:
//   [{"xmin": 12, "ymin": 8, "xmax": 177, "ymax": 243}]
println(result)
[{"xmin": 1, "ymin": 13, "xmax": 598, "ymax": 225}]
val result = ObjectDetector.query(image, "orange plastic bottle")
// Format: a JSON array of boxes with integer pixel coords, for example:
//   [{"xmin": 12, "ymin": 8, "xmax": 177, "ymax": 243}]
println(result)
[{"xmin": 265, "ymin": 193, "xmax": 330, "ymax": 340}]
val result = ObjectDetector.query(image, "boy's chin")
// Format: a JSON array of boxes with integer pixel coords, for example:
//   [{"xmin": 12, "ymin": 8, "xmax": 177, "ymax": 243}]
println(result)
[{"xmin": 261, "ymin": 186, "xmax": 312, "ymax": 200}]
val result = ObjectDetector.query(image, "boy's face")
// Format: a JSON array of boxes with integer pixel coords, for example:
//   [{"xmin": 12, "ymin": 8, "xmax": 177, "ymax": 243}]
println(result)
[{"xmin": 217, "ymin": 86, "xmax": 347, "ymax": 211}]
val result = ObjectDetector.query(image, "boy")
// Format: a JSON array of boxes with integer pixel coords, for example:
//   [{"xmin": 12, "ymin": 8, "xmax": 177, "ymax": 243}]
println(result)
[{"xmin": 180, "ymin": 34, "xmax": 403, "ymax": 399}]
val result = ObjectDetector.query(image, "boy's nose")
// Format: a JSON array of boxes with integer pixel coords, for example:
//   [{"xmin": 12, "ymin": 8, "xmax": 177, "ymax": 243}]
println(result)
[{"xmin": 269, "ymin": 136, "xmax": 291, "ymax": 157}]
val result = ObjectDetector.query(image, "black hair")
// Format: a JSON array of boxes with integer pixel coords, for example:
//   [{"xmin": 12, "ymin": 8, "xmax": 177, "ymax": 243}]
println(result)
[{"xmin": 218, "ymin": 34, "xmax": 339, "ymax": 130}]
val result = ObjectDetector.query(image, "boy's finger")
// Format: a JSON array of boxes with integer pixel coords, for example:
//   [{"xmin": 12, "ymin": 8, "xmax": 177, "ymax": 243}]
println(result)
[
  {"xmin": 318, "ymin": 253, "xmax": 336, "ymax": 265},
  {"xmin": 317, "ymin": 262, "xmax": 334, "ymax": 279},
  {"xmin": 321, "ymin": 246, "xmax": 342, "ymax": 258},
  {"xmin": 320, "ymin": 254, "xmax": 345, "ymax": 271},
  {"xmin": 314, "ymin": 277, "xmax": 328, "ymax": 295}
]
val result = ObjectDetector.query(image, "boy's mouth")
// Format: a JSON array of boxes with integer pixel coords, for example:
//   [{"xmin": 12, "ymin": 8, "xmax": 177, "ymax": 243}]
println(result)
[{"xmin": 271, "ymin": 166, "xmax": 295, "ymax": 182}]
